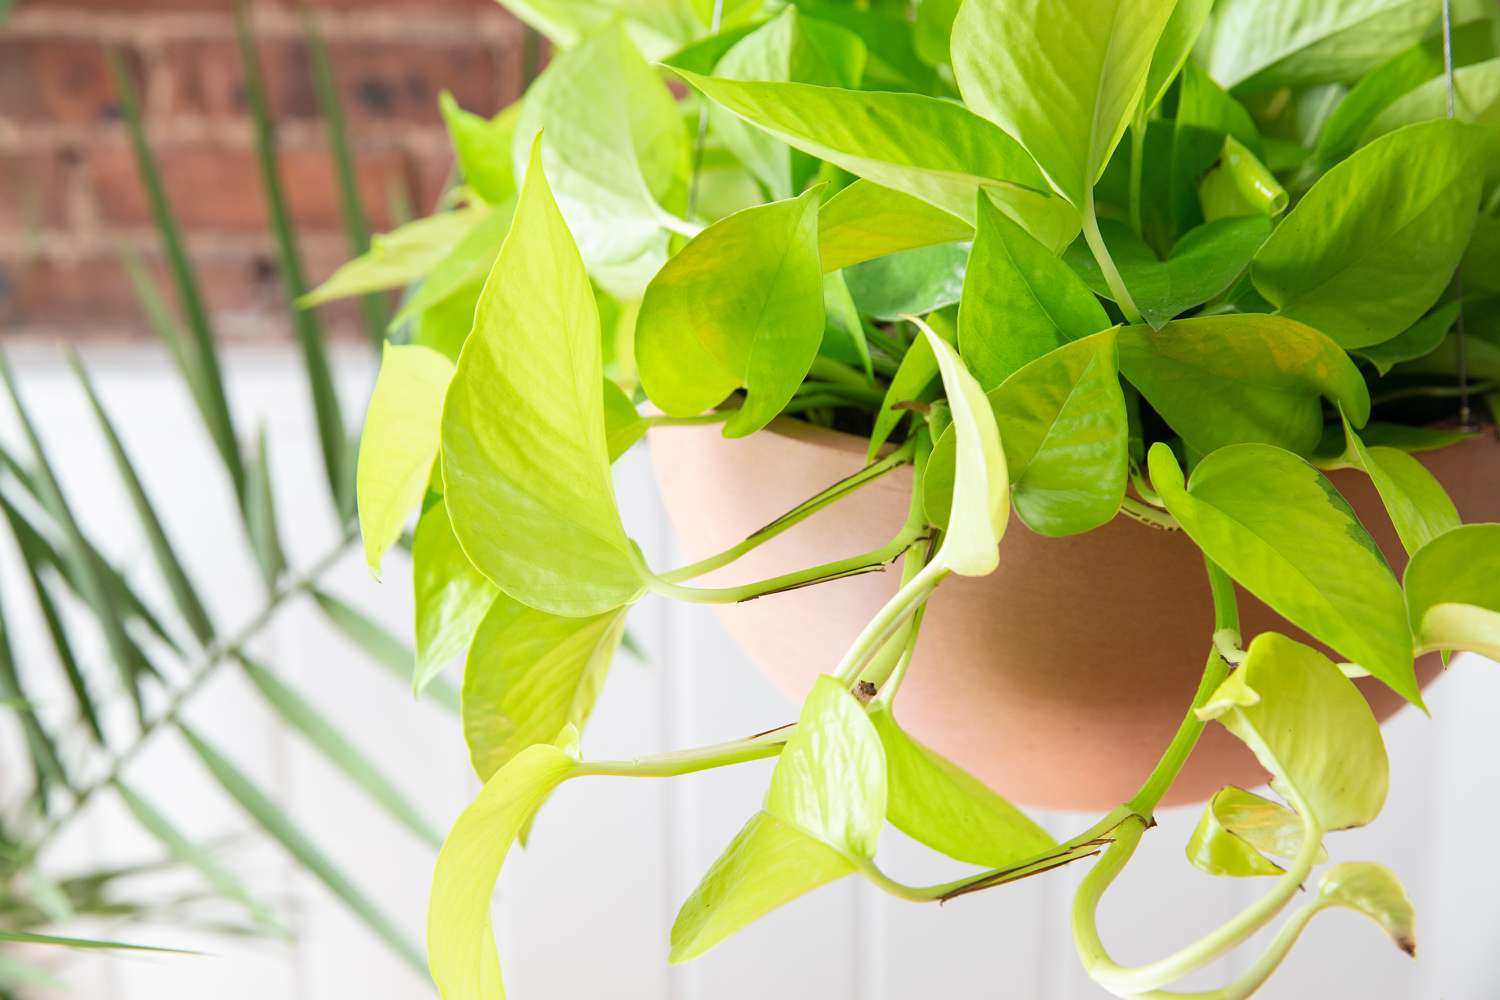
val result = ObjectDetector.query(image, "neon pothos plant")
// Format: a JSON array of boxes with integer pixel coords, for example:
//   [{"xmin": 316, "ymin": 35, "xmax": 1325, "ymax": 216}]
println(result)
[{"xmin": 312, "ymin": 0, "xmax": 1500, "ymax": 995}]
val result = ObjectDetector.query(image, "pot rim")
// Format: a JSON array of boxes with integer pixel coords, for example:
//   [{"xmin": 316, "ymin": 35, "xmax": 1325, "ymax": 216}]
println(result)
[{"xmin": 733, "ymin": 413, "xmax": 1498, "ymax": 470}]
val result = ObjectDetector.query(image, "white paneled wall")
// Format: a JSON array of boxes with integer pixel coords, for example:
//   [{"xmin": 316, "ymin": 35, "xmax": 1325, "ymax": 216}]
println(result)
[{"xmin": 2, "ymin": 344, "xmax": 1498, "ymax": 1000}]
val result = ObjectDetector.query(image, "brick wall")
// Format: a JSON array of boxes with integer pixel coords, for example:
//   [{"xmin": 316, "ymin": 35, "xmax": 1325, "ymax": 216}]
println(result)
[{"xmin": 0, "ymin": 0, "xmax": 529, "ymax": 343}]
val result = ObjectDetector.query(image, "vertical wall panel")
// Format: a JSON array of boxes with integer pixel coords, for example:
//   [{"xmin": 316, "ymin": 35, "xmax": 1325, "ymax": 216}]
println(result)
[{"xmin": 2, "ymin": 346, "xmax": 1495, "ymax": 1000}]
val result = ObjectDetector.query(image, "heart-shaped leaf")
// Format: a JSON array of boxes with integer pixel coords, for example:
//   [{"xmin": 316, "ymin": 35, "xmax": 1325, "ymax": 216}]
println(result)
[
  {"xmin": 442, "ymin": 138, "xmax": 647, "ymax": 617},
  {"xmin": 870, "ymin": 707, "xmax": 1054, "ymax": 869},
  {"xmin": 1197, "ymin": 0, "xmax": 1437, "ymax": 92},
  {"xmin": 1152, "ymin": 444, "xmax": 1418, "ymax": 703},
  {"xmin": 514, "ymin": 25, "xmax": 690, "ymax": 297},
  {"xmin": 636, "ymin": 188, "xmax": 824, "ymax": 438},
  {"xmin": 961, "ymin": 196, "xmax": 1110, "ymax": 389},
  {"xmin": 463, "ymin": 596, "xmax": 627, "ymax": 780},
  {"xmin": 952, "ymin": 0, "xmax": 1176, "ymax": 207},
  {"xmin": 1119, "ymin": 314, "xmax": 1369, "ymax": 456},
  {"xmin": 413, "ymin": 498, "xmax": 499, "ymax": 696},
  {"xmin": 1064, "ymin": 216, "xmax": 1272, "ymax": 330},
  {"xmin": 766, "ymin": 675, "xmax": 886, "ymax": 859},
  {"xmin": 845, "ymin": 243, "xmax": 968, "ymax": 322},
  {"xmin": 669, "ymin": 69, "xmax": 1052, "ymax": 226},
  {"xmin": 1324, "ymin": 413, "xmax": 1459, "ymax": 555},
  {"xmin": 357, "ymin": 343, "xmax": 453, "ymax": 575},
  {"xmin": 920, "ymin": 321, "xmax": 1009, "ymax": 576},
  {"xmin": 1198, "ymin": 632, "xmax": 1389, "ymax": 832},
  {"xmin": 709, "ymin": 7, "xmax": 866, "ymax": 200},
  {"xmin": 1314, "ymin": 862, "xmax": 1417, "ymax": 957},
  {"xmin": 1187, "ymin": 785, "xmax": 1326, "ymax": 877},
  {"xmin": 930, "ymin": 332, "xmax": 1128, "ymax": 537},
  {"xmin": 669, "ymin": 810, "xmax": 854, "ymax": 964},
  {"xmin": 427, "ymin": 739, "xmax": 578, "ymax": 1000},
  {"xmin": 817, "ymin": 180, "xmax": 974, "ymax": 273},
  {"xmin": 1404, "ymin": 523, "xmax": 1500, "ymax": 658},
  {"xmin": 1251, "ymin": 120, "xmax": 1489, "ymax": 348}
]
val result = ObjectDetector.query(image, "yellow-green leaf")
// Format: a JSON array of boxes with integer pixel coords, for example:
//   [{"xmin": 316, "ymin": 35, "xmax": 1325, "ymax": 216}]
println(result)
[
  {"xmin": 462, "ymin": 596, "xmax": 626, "ymax": 780},
  {"xmin": 358, "ymin": 343, "xmax": 453, "ymax": 575},
  {"xmin": 669, "ymin": 811, "xmax": 853, "ymax": 964},
  {"xmin": 870, "ymin": 707, "xmax": 1053, "ymax": 868},
  {"xmin": 427, "ymin": 740, "xmax": 578, "ymax": 1000},
  {"xmin": 442, "ymin": 138, "xmax": 647, "ymax": 617},
  {"xmin": 636, "ymin": 189, "xmax": 824, "ymax": 438},
  {"xmin": 1197, "ymin": 632, "xmax": 1389, "ymax": 832}
]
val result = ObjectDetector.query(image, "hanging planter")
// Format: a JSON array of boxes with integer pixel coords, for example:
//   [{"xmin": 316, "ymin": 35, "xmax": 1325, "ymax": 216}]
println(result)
[
  {"xmin": 319, "ymin": 0, "xmax": 1500, "ymax": 996},
  {"xmin": 652, "ymin": 419, "xmax": 1500, "ymax": 809}
]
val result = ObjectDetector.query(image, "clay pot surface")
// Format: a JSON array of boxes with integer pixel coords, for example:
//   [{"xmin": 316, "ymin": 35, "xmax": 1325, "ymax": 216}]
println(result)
[{"xmin": 649, "ymin": 419, "xmax": 1500, "ymax": 810}]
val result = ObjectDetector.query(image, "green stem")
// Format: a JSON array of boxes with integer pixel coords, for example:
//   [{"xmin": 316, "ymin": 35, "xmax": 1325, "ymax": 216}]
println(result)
[
  {"xmin": 1074, "ymin": 792, "xmax": 1324, "ymax": 995},
  {"xmin": 832, "ymin": 459, "xmax": 941, "ymax": 684},
  {"xmin": 1071, "ymin": 560, "xmax": 1334, "ymax": 994},
  {"xmin": 648, "ymin": 527, "xmax": 925, "ymax": 605},
  {"xmin": 796, "ymin": 381, "xmax": 886, "ymax": 407},
  {"xmin": 643, "ymin": 411, "xmax": 732, "ymax": 429},
  {"xmin": 1128, "ymin": 559, "xmax": 1239, "ymax": 817},
  {"xmin": 807, "ymin": 357, "xmax": 873, "ymax": 389},
  {"xmin": 1082, "ymin": 192, "xmax": 1142, "ymax": 325},
  {"xmin": 864, "ymin": 535, "xmax": 936, "ymax": 704},
  {"xmin": 864, "ymin": 559, "xmax": 1241, "ymax": 907},
  {"xmin": 659, "ymin": 440, "xmax": 916, "ymax": 584},
  {"xmin": 1132, "ymin": 900, "xmax": 1327, "ymax": 1000},
  {"xmin": 1119, "ymin": 496, "xmax": 1178, "ymax": 531},
  {"xmin": 575, "ymin": 728, "xmax": 790, "ymax": 779}
]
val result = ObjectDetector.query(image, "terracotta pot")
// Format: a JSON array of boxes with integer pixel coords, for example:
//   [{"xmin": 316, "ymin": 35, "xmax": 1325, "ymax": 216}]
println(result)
[{"xmin": 649, "ymin": 419, "xmax": 1500, "ymax": 810}]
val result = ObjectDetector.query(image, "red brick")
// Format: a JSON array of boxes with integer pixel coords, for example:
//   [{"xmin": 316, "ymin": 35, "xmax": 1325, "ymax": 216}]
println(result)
[
  {"xmin": 0, "ymin": 151, "xmax": 73, "ymax": 231},
  {"xmin": 88, "ymin": 140, "xmax": 416, "ymax": 232},
  {"xmin": 0, "ymin": 245, "xmax": 371, "ymax": 341},
  {"xmin": 0, "ymin": 39, "xmax": 144, "ymax": 125},
  {"xmin": 162, "ymin": 36, "xmax": 510, "ymax": 124}
]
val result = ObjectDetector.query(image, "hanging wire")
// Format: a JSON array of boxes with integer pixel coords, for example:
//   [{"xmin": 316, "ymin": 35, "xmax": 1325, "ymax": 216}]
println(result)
[
  {"xmin": 1441, "ymin": 0, "xmax": 1474, "ymax": 428},
  {"xmin": 687, "ymin": 0, "xmax": 727, "ymax": 218}
]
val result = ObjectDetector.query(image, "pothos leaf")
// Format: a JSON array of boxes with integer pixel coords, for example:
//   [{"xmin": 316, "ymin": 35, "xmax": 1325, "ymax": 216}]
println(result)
[
  {"xmin": 709, "ymin": 6, "xmax": 866, "ymax": 201},
  {"xmin": 462, "ymin": 596, "xmax": 626, "ymax": 781},
  {"xmin": 413, "ymin": 498, "xmax": 498, "ymax": 696},
  {"xmin": 1198, "ymin": 0, "xmax": 1438, "ymax": 92},
  {"xmin": 1314, "ymin": 862, "xmax": 1417, "ymax": 957},
  {"xmin": 439, "ymin": 92, "xmax": 518, "ymax": 205},
  {"xmin": 1141, "ymin": 0, "xmax": 1214, "ymax": 114},
  {"xmin": 300, "ymin": 208, "xmax": 487, "ymax": 307},
  {"xmin": 951, "ymin": 0, "xmax": 1176, "ymax": 208},
  {"xmin": 1186, "ymin": 785, "xmax": 1325, "ymax": 878},
  {"xmin": 960, "ymin": 195, "xmax": 1110, "ymax": 390},
  {"xmin": 601, "ymin": 378, "xmax": 648, "ymax": 461},
  {"xmin": 442, "ymin": 138, "xmax": 647, "ymax": 617},
  {"xmin": 1064, "ymin": 216, "xmax": 1272, "ymax": 330},
  {"xmin": 817, "ymin": 179, "xmax": 974, "ymax": 273},
  {"xmin": 866, "ymin": 315, "xmax": 950, "ymax": 461},
  {"xmin": 668, "ymin": 810, "xmax": 854, "ymax": 964},
  {"xmin": 766, "ymin": 675, "xmax": 886, "ymax": 859},
  {"xmin": 1250, "ymin": 119, "xmax": 1489, "ymax": 349},
  {"xmin": 1404, "ymin": 523, "xmax": 1500, "ymax": 659},
  {"xmin": 669, "ymin": 69, "xmax": 1050, "ymax": 225},
  {"xmin": 870, "ymin": 707, "xmax": 1054, "ymax": 869},
  {"xmin": 1152, "ymin": 444, "xmax": 1419, "ymax": 704},
  {"xmin": 1197, "ymin": 632, "xmax": 1389, "ymax": 833},
  {"xmin": 926, "ymin": 331, "xmax": 1128, "ymax": 538},
  {"xmin": 1325, "ymin": 413, "xmax": 1460, "ymax": 556},
  {"xmin": 919, "ymin": 319, "xmax": 1008, "ymax": 577},
  {"xmin": 514, "ymin": 24, "xmax": 690, "ymax": 297},
  {"xmin": 357, "ymin": 343, "xmax": 453, "ymax": 576},
  {"xmin": 1118, "ymin": 314, "xmax": 1369, "ymax": 456},
  {"xmin": 636, "ymin": 189, "xmax": 825, "ymax": 438},
  {"xmin": 427, "ymin": 738, "xmax": 579, "ymax": 1000}
]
